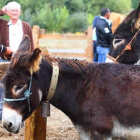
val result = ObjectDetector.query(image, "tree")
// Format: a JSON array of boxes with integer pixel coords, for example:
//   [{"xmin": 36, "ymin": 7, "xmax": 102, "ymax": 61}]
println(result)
[
  {"xmin": 65, "ymin": 0, "xmax": 85, "ymax": 13},
  {"xmin": 0, "ymin": 0, "xmax": 134, "ymax": 33},
  {"xmin": 66, "ymin": 12, "xmax": 88, "ymax": 33},
  {"xmin": 33, "ymin": 5, "xmax": 69, "ymax": 33},
  {"xmin": 45, "ymin": 0, "xmax": 65, "ymax": 9},
  {"xmin": 84, "ymin": 0, "xmax": 132, "ymax": 16},
  {"xmin": 132, "ymin": 0, "xmax": 139, "ymax": 8}
]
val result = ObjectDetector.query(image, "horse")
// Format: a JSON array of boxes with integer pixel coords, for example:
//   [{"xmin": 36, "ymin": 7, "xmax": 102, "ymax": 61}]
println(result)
[
  {"xmin": 106, "ymin": 3, "xmax": 140, "ymax": 64},
  {"xmin": 2, "ymin": 36, "xmax": 140, "ymax": 140}
]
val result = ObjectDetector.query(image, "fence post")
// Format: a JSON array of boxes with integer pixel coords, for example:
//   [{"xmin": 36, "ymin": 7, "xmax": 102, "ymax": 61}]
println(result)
[
  {"xmin": 33, "ymin": 25, "xmax": 40, "ymax": 48},
  {"xmin": 87, "ymin": 26, "xmax": 93, "ymax": 62},
  {"xmin": 25, "ymin": 25, "xmax": 46, "ymax": 140}
]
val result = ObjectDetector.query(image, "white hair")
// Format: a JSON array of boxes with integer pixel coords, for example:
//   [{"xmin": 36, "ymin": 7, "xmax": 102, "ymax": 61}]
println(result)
[{"xmin": 6, "ymin": 1, "xmax": 21, "ymax": 11}]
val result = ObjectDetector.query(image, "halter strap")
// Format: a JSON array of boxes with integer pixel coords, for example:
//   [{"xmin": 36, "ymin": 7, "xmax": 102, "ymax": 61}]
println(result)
[
  {"xmin": 107, "ymin": 27, "xmax": 140, "ymax": 63},
  {"xmin": 1, "ymin": 73, "xmax": 33, "ymax": 112},
  {"xmin": 45, "ymin": 62, "xmax": 59, "ymax": 102}
]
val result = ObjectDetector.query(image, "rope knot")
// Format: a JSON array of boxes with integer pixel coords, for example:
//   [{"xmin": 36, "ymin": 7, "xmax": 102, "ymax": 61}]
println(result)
[{"xmin": 24, "ymin": 90, "xmax": 32, "ymax": 98}]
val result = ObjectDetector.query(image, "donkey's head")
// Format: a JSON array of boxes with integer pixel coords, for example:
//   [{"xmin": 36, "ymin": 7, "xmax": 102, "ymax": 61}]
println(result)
[
  {"xmin": 106, "ymin": 3, "xmax": 140, "ymax": 64},
  {"xmin": 2, "ymin": 36, "xmax": 42, "ymax": 133}
]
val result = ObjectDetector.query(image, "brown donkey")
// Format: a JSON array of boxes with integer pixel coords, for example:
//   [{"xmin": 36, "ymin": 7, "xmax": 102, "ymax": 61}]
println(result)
[
  {"xmin": 106, "ymin": 3, "xmax": 140, "ymax": 64},
  {"xmin": 2, "ymin": 36, "xmax": 140, "ymax": 140}
]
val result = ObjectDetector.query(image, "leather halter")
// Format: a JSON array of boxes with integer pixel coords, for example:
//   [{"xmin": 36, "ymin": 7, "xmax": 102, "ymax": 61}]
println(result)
[
  {"xmin": 107, "ymin": 28, "xmax": 140, "ymax": 63},
  {"xmin": 45, "ymin": 62, "xmax": 59, "ymax": 102}
]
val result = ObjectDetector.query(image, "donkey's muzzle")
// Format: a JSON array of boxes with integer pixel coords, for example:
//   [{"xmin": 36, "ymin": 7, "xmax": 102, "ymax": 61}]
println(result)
[
  {"xmin": 2, "ymin": 107, "xmax": 23, "ymax": 133},
  {"xmin": 2, "ymin": 120, "xmax": 23, "ymax": 134}
]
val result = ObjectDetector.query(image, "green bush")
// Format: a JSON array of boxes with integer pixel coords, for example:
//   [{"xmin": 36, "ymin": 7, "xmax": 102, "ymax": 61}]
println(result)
[
  {"xmin": 32, "ymin": 5, "xmax": 69, "ymax": 33},
  {"xmin": 131, "ymin": 0, "xmax": 139, "ymax": 8},
  {"xmin": 20, "ymin": 9, "xmax": 34, "ymax": 26},
  {"xmin": 65, "ymin": 0, "xmax": 85, "ymax": 13},
  {"xmin": 65, "ymin": 12, "xmax": 88, "ymax": 33},
  {"xmin": 0, "ymin": 0, "xmax": 134, "ymax": 33}
]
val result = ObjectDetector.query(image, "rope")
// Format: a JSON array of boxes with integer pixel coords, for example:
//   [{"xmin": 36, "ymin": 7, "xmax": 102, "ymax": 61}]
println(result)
[
  {"xmin": 4, "ymin": 97, "xmax": 26, "ymax": 102},
  {"xmin": 107, "ymin": 28, "xmax": 140, "ymax": 63}
]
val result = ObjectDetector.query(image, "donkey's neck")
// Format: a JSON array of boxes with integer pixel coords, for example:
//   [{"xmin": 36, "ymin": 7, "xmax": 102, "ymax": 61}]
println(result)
[{"xmin": 39, "ymin": 58, "xmax": 88, "ymax": 121}]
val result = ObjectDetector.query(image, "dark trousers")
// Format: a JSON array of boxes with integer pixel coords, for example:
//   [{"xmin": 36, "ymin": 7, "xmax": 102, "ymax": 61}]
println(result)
[
  {"xmin": 0, "ymin": 58, "xmax": 9, "ymax": 119},
  {"xmin": 93, "ymin": 41, "xmax": 98, "ymax": 62}
]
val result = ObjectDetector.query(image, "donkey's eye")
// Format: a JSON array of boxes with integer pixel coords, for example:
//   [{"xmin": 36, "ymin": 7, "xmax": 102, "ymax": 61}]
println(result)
[
  {"xmin": 15, "ymin": 85, "xmax": 24, "ymax": 91},
  {"xmin": 12, "ymin": 84, "xmax": 27, "ymax": 96},
  {"xmin": 115, "ymin": 39, "xmax": 122, "ymax": 44}
]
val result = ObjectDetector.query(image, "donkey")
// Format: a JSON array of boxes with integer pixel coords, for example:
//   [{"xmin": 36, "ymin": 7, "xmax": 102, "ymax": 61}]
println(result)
[
  {"xmin": 2, "ymin": 36, "xmax": 140, "ymax": 140},
  {"xmin": 106, "ymin": 3, "xmax": 140, "ymax": 64}
]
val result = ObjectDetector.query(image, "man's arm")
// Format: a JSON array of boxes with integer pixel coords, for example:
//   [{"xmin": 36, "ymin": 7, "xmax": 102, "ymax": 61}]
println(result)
[
  {"xmin": 0, "ymin": 6, "xmax": 7, "ymax": 16},
  {"xmin": 0, "ymin": 45, "xmax": 6, "ymax": 52},
  {"xmin": 0, "ymin": 45, "xmax": 13, "ymax": 55}
]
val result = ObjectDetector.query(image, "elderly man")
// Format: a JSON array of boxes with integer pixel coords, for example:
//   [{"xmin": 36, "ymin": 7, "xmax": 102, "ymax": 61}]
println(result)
[{"xmin": 0, "ymin": 1, "xmax": 34, "ymax": 120}]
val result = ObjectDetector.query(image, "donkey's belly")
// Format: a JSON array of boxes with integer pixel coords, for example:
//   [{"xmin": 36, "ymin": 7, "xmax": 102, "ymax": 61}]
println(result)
[{"xmin": 112, "ymin": 119, "xmax": 140, "ymax": 137}]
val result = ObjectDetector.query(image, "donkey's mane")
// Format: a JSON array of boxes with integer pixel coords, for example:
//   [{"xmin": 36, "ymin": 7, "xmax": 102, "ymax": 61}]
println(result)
[
  {"xmin": 10, "ymin": 51, "xmax": 89, "ymax": 76},
  {"xmin": 42, "ymin": 55, "xmax": 89, "ymax": 75}
]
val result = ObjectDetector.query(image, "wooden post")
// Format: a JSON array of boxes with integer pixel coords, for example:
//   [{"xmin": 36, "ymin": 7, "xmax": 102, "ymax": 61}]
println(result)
[
  {"xmin": 32, "ymin": 25, "xmax": 40, "ymax": 48},
  {"xmin": 25, "ymin": 108, "xmax": 46, "ymax": 140},
  {"xmin": 25, "ymin": 25, "xmax": 46, "ymax": 140},
  {"xmin": 87, "ymin": 26, "xmax": 93, "ymax": 62},
  {"xmin": 40, "ymin": 29, "xmax": 46, "ymax": 34}
]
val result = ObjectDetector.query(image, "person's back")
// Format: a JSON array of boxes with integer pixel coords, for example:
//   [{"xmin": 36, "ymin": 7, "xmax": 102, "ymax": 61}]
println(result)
[
  {"xmin": 96, "ymin": 17, "xmax": 112, "ymax": 48},
  {"xmin": 96, "ymin": 8, "xmax": 113, "ymax": 63}
]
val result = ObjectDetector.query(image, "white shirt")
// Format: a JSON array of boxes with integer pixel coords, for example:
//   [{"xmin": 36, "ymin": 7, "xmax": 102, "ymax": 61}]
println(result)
[
  {"xmin": 92, "ymin": 27, "xmax": 97, "ymax": 41},
  {"xmin": 8, "ymin": 19, "xmax": 23, "ymax": 52}
]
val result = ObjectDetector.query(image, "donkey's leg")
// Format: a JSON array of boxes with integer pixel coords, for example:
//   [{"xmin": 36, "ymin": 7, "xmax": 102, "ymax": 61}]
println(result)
[
  {"xmin": 90, "ymin": 113, "xmax": 113, "ymax": 140},
  {"xmin": 75, "ymin": 125, "xmax": 91, "ymax": 140},
  {"xmin": 105, "ymin": 137, "xmax": 112, "ymax": 140},
  {"xmin": 91, "ymin": 132, "xmax": 104, "ymax": 140},
  {"xmin": 91, "ymin": 132, "xmax": 112, "ymax": 140},
  {"xmin": 0, "ymin": 82, "xmax": 4, "ymax": 121}
]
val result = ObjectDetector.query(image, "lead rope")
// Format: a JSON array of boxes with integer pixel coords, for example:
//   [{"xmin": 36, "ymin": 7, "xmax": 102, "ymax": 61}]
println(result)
[{"xmin": 107, "ymin": 27, "xmax": 140, "ymax": 63}]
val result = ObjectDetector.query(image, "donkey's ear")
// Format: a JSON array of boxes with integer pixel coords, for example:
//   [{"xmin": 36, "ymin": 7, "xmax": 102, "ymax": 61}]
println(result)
[
  {"xmin": 17, "ymin": 35, "xmax": 31, "ymax": 53},
  {"xmin": 132, "ymin": 3, "xmax": 140, "ymax": 32},
  {"xmin": 135, "ymin": 3, "xmax": 140, "ymax": 21},
  {"xmin": 125, "ymin": 3, "xmax": 140, "ymax": 32},
  {"xmin": 29, "ymin": 48, "xmax": 42, "ymax": 72}
]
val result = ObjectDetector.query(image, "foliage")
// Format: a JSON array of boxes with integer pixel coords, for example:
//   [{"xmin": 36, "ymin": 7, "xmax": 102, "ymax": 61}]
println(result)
[
  {"xmin": 65, "ymin": 12, "xmax": 88, "ymax": 33},
  {"xmin": 32, "ymin": 5, "xmax": 69, "ymax": 33},
  {"xmin": 84, "ymin": 0, "xmax": 132, "ymax": 16},
  {"xmin": 65, "ymin": 0, "xmax": 85, "ymax": 13},
  {"xmin": 0, "ymin": 0, "xmax": 136, "ymax": 33},
  {"xmin": 132, "ymin": 0, "xmax": 139, "ymax": 8}
]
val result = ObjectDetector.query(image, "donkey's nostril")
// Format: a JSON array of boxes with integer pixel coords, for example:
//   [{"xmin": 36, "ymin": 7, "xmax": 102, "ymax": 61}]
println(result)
[
  {"xmin": 8, "ymin": 122, "xmax": 13, "ymax": 128},
  {"xmin": 3, "ymin": 121, "xmax": 13, "ymax": 130}
]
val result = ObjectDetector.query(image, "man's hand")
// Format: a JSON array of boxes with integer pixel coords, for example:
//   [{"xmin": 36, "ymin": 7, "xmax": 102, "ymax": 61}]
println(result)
[
  {"xmin": 2, "ymin": 6, "xmax": 7, "ymax": 14},
  {"xmin": 5, "ymin": 47, "xmax": 13, "ymax": 55}
]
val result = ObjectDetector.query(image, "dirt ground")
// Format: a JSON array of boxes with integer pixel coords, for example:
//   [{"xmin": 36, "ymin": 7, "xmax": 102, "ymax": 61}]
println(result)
[
  {"xmin": 0, "ymin": 105, "xmax": 140, "ymax": 140},
  {"xmin": 0, "ymin": 105, "xmax": 79, "ymax": 140}
]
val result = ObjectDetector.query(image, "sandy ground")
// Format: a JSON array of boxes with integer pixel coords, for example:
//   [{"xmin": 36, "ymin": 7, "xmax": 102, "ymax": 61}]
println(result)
[
  {"xmin": 0, "ymin": 105, "xmax": 79, "ymax": 140},
  {"xmin": 0, "ymin": 105, "xmax": 140, "ymax": 140}
]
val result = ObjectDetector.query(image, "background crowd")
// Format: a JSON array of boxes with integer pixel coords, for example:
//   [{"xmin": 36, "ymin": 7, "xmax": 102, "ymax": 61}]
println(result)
[{"xmin": 0, "ymin": 0, "xmax": 138, "ymax": 33}]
